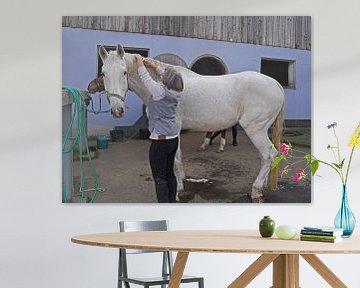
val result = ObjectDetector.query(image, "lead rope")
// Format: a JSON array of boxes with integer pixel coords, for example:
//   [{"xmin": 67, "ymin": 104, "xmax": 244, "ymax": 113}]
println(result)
[{"xmin": 88, "ymin": 91, "xmax": 111, "ymax": 114}]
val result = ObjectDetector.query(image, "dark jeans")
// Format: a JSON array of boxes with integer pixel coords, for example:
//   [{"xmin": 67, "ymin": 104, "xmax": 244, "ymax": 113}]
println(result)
[{"xmin": 149, "ymin": 137, "xmax": 179, "ymax": 203}]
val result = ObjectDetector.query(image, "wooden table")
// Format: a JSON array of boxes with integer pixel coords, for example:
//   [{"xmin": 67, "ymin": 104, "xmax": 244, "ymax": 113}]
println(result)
[{"xmin": 72, "ymin": 230, "xmax": 360, "ymax": 288}]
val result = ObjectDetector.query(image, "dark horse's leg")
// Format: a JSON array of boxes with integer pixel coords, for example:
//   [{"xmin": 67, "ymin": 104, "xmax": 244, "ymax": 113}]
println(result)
[
  {"xmin": 209, "ymin": 130, "xmax": 222, "ymax": 145},
  {"xmin": 232, "ymin": 125, "xmax": 238, "ymax": 146}
]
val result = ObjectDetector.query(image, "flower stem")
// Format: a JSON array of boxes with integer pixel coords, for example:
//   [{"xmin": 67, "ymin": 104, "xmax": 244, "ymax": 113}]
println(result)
[
  {"xmin": 333, "ymin": 128, "xmax": 342, "ymax": 163},
  {"xmin": 289, "ymin": 148, "xmax": 308, "ymax": 155},
  {"xmin": 333, "ymin": 128, "xmax": 345, "ymax": 181},
  {"xmin": 345, "ymin": 129, "xmax": 360, "ymax": 185},
  {"xmin": 330, "ymin": 147, "xmax": 338, "ymax": 164},
  {"xmin": 316, "ymin": 159, "xmax": 344, "ymax": 183},
  {"xmin": 344, "ymin": 146, "xmax": 355, "ymax": 185}
]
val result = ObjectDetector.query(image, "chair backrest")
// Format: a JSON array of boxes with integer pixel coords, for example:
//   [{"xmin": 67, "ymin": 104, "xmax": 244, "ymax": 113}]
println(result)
[
  {"xmin": 118, "ymin": 220, "xmax": 174, "ymax": 282},
  {"xmin": 119, "ymin": 220, "xmax": 168, "ymax": 254},
  {"xmin": 120, "ymin": 220, "xmax": 168, "ymax": 232}
]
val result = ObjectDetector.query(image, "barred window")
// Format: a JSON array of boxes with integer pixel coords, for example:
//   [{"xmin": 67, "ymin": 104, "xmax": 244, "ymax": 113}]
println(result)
[{"xmin": 261, "ymin": 58, "xmax": 295, "ymax": 89}]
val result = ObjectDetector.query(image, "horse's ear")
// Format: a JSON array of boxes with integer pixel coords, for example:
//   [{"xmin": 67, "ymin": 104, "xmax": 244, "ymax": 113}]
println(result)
[
  {"xmin": 99, "ymin": 45, "xmax": 108, "ymax": 62},
  {"xmin": 117, "ymin": 44, "xmax": 125, "ymax": 58}
]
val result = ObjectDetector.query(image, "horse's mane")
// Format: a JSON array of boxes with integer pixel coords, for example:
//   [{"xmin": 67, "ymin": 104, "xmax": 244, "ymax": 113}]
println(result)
[{"xmin": 123, "ymin": 52, "xmax": 198, "ymax": 81}]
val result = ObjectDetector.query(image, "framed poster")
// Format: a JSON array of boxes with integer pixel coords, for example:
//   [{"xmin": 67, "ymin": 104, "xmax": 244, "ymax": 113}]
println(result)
[{"xmin": 62, "ymin": 16, "xmax": 311, "ymax": 203}]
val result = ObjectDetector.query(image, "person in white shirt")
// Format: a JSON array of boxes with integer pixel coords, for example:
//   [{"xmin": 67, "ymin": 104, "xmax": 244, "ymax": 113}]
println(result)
[{"xmin": 135, "ymin": 55, "xmax": 184, "ymax": 203}]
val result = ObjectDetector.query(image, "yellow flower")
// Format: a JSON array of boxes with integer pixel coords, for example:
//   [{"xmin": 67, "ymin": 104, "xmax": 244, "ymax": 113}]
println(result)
[{"xmin": 349, "ymin": 122, "xmax": 360, "ymax": 147}]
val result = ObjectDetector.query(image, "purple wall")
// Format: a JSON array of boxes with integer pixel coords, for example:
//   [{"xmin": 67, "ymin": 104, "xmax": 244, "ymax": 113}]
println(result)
[{"xmin": 62, "ymin": 28, "xmax": 311, "ymax": 133}]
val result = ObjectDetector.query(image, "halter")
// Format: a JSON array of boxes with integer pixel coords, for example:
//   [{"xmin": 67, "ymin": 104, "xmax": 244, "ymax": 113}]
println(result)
[
  {"xmin": 99, "ymin": 72, "xmax": 129, "ymax": 102},
  {"xmin": 108, "ymin": 93, "xmax": 126, "ymax": 102}
]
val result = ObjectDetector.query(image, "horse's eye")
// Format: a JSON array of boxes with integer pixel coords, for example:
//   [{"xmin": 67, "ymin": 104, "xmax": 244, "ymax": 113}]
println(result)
[{"xmin": 124, "ymin": 71, "xmax": 127, "ymax": 76}]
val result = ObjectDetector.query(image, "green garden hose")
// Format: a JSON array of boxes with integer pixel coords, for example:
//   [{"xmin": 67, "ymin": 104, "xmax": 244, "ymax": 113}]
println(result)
[{"xmin": 62, "ymin": 86, "xmax": 100, "ymax": 203}]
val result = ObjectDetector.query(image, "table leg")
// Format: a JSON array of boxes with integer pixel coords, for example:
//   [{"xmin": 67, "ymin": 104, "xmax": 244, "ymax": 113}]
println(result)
[
  {"xmin": 272, "ymin": 254, "xmax": 299, "ymax": 288},
  {"xmin": 301, "ymin": 254, "xmax": 347, "ymax": 288},
  {"xmin": 168, "ymin": 251, "xmax": 189, "ymax": 288},
  {"xmin": 228, "ymin": 254, "xmax": 280, "ymax": 288}
]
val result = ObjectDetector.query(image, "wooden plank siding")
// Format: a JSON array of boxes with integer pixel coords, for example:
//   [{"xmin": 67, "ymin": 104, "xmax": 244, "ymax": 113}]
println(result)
[{"xmin": 62, "ymin": 16, "xmax": 311, "ymax": 50}]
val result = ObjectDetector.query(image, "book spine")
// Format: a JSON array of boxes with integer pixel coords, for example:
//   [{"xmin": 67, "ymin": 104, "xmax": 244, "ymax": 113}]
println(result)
[
  {"xmin": 301, "ymin": 230, "xmax": 337, "ymax": 236},
  {"xmin": 300, "ymin": 236, "xmax": 337, "ymax": 243},
  {"xmin": 300, "ymin": 234, "xmax": 338, "ymax": 240}
]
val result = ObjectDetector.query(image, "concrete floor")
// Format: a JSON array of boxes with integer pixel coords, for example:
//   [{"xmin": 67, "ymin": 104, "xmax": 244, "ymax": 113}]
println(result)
[{"xmin": 71, "ymin": 128, "xmax": 311, "ymax": 203}]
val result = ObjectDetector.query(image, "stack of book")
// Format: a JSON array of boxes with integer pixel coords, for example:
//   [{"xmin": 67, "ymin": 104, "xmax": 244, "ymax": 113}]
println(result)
[{"xmin": 300, "ymin": 226, "xmax": 344, "ymax": 243}]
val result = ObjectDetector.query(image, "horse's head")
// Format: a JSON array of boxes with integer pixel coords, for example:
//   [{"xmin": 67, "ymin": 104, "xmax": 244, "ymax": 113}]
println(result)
[{"xmin": 99, "ymin": 44, "xmax": 128, "ymax": 118}]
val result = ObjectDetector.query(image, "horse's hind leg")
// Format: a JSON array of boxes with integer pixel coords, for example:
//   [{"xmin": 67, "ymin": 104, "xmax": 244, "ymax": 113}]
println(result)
[
  {"xmin": 198, "ymin": 132, "xmax": 212, "ymax": 151},
  {"xmin": 240, "ymin": 122, "xmax": 278, "ymax": 202}
]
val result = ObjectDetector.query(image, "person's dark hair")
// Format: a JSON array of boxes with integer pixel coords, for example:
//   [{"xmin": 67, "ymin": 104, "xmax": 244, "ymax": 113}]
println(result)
[{"xmin": 162, "ymin": 67, "xmax": 184, "ymax": 92}]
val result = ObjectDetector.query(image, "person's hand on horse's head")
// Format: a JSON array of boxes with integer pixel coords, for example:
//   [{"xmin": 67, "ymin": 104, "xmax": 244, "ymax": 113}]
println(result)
[
  {"xmin": 143, "ymin": 58, "xmax": 157, "ymax": 69},
  {"xmin": 135, "ymin": 54, "xmax": 144, "ymax": 67}
]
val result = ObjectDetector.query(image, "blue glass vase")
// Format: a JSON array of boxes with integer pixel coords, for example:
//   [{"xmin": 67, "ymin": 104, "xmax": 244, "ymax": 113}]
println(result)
[{"xmin": 334, "ymin": 185, "xmax": 356, "ymax": 237}]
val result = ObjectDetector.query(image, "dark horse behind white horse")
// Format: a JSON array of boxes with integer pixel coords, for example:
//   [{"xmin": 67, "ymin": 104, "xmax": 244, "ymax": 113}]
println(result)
[
  {"xmin": 97, "ymin": 44, "xmax": 285, "ymax": 202},
  {"xmin": 198, "ymin": 126, "xmax": 238, "ymax": 153}
]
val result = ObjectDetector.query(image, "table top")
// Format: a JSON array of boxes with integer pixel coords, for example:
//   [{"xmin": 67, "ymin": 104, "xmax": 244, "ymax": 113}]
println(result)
[{"xmin": 71, "ymin": 230, "xmax": 360, "ymax": 254}]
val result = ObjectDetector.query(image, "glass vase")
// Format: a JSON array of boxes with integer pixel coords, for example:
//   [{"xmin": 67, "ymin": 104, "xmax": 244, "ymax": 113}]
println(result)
[{"xmin": 334, "ymin": 185, "xmax": 356, "ymax": 237}]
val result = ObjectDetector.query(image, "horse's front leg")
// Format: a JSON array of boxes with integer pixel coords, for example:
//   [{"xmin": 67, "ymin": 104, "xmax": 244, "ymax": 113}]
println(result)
[
  {"xmin": 174, "ymin": 137, "xmax": 185, "ymax": 200},
  {"xmin": 216, "ymin": 130, "xmax": 227, "ymax": 153},
  {"xmin": 198, "ymin": 132, "xmax": 212, "ymax": 151}
]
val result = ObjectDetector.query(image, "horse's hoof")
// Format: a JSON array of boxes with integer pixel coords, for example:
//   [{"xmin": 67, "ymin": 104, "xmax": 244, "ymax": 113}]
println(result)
[
  {"xmin": 247, "ymin": 192, "xmax": 265, "ymax": 203},
  {"xmin": 177, "ymin": 191, "xmax": 194, "ymax": 202},
  {"xmin": 216, "ymin": 149, "xmax": 224, "ymax": 153},
  {"xmin": 251, "ymin": 196, "xmax": 265, "ymax": 203},
  {"xmin": 197, "ymin": 146, "xmax": 206, "ymax": 151}
]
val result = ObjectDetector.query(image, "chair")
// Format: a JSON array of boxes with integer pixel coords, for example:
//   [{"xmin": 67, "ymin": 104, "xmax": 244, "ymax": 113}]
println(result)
[{"xmin": 118, "ymin": 220, "xmax": 204, "ymax": 288}]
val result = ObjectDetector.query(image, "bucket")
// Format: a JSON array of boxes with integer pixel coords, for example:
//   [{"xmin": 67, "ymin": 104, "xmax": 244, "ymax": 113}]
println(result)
[
  {"xmin": 110, "ymin": 129, "xmax": 124, "ymax": 142},
  {"xmin": 96, "ymin": 135, "xmax": 109, "ymax": 149},
  {"xmin": 139, "ymin": 128, "xmax": 150, "ymax": 139}
]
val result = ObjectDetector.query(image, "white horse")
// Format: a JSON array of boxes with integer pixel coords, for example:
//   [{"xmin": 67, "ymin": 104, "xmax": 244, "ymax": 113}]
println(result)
[{"xmin": 99, "ymin": 44, "xmax": 285, "ymax": 202}]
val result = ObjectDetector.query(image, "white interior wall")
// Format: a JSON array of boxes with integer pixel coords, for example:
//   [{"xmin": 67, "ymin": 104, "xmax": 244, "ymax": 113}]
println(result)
[{"xmin": 1, "ymin": 1, "xmax": 360, "ymax": 287}]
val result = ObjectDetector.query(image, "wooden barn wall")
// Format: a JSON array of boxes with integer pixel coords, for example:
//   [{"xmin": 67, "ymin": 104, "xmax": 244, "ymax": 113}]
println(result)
[{"xmin": 62, "ymin": 16, "xmax": 311, "ymax": 50}]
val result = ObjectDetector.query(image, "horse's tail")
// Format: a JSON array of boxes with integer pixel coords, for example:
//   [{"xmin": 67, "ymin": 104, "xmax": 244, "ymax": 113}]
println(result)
[{"xmin": 270, "ymin": 103, "xmax": 284, "ymax": 190}]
